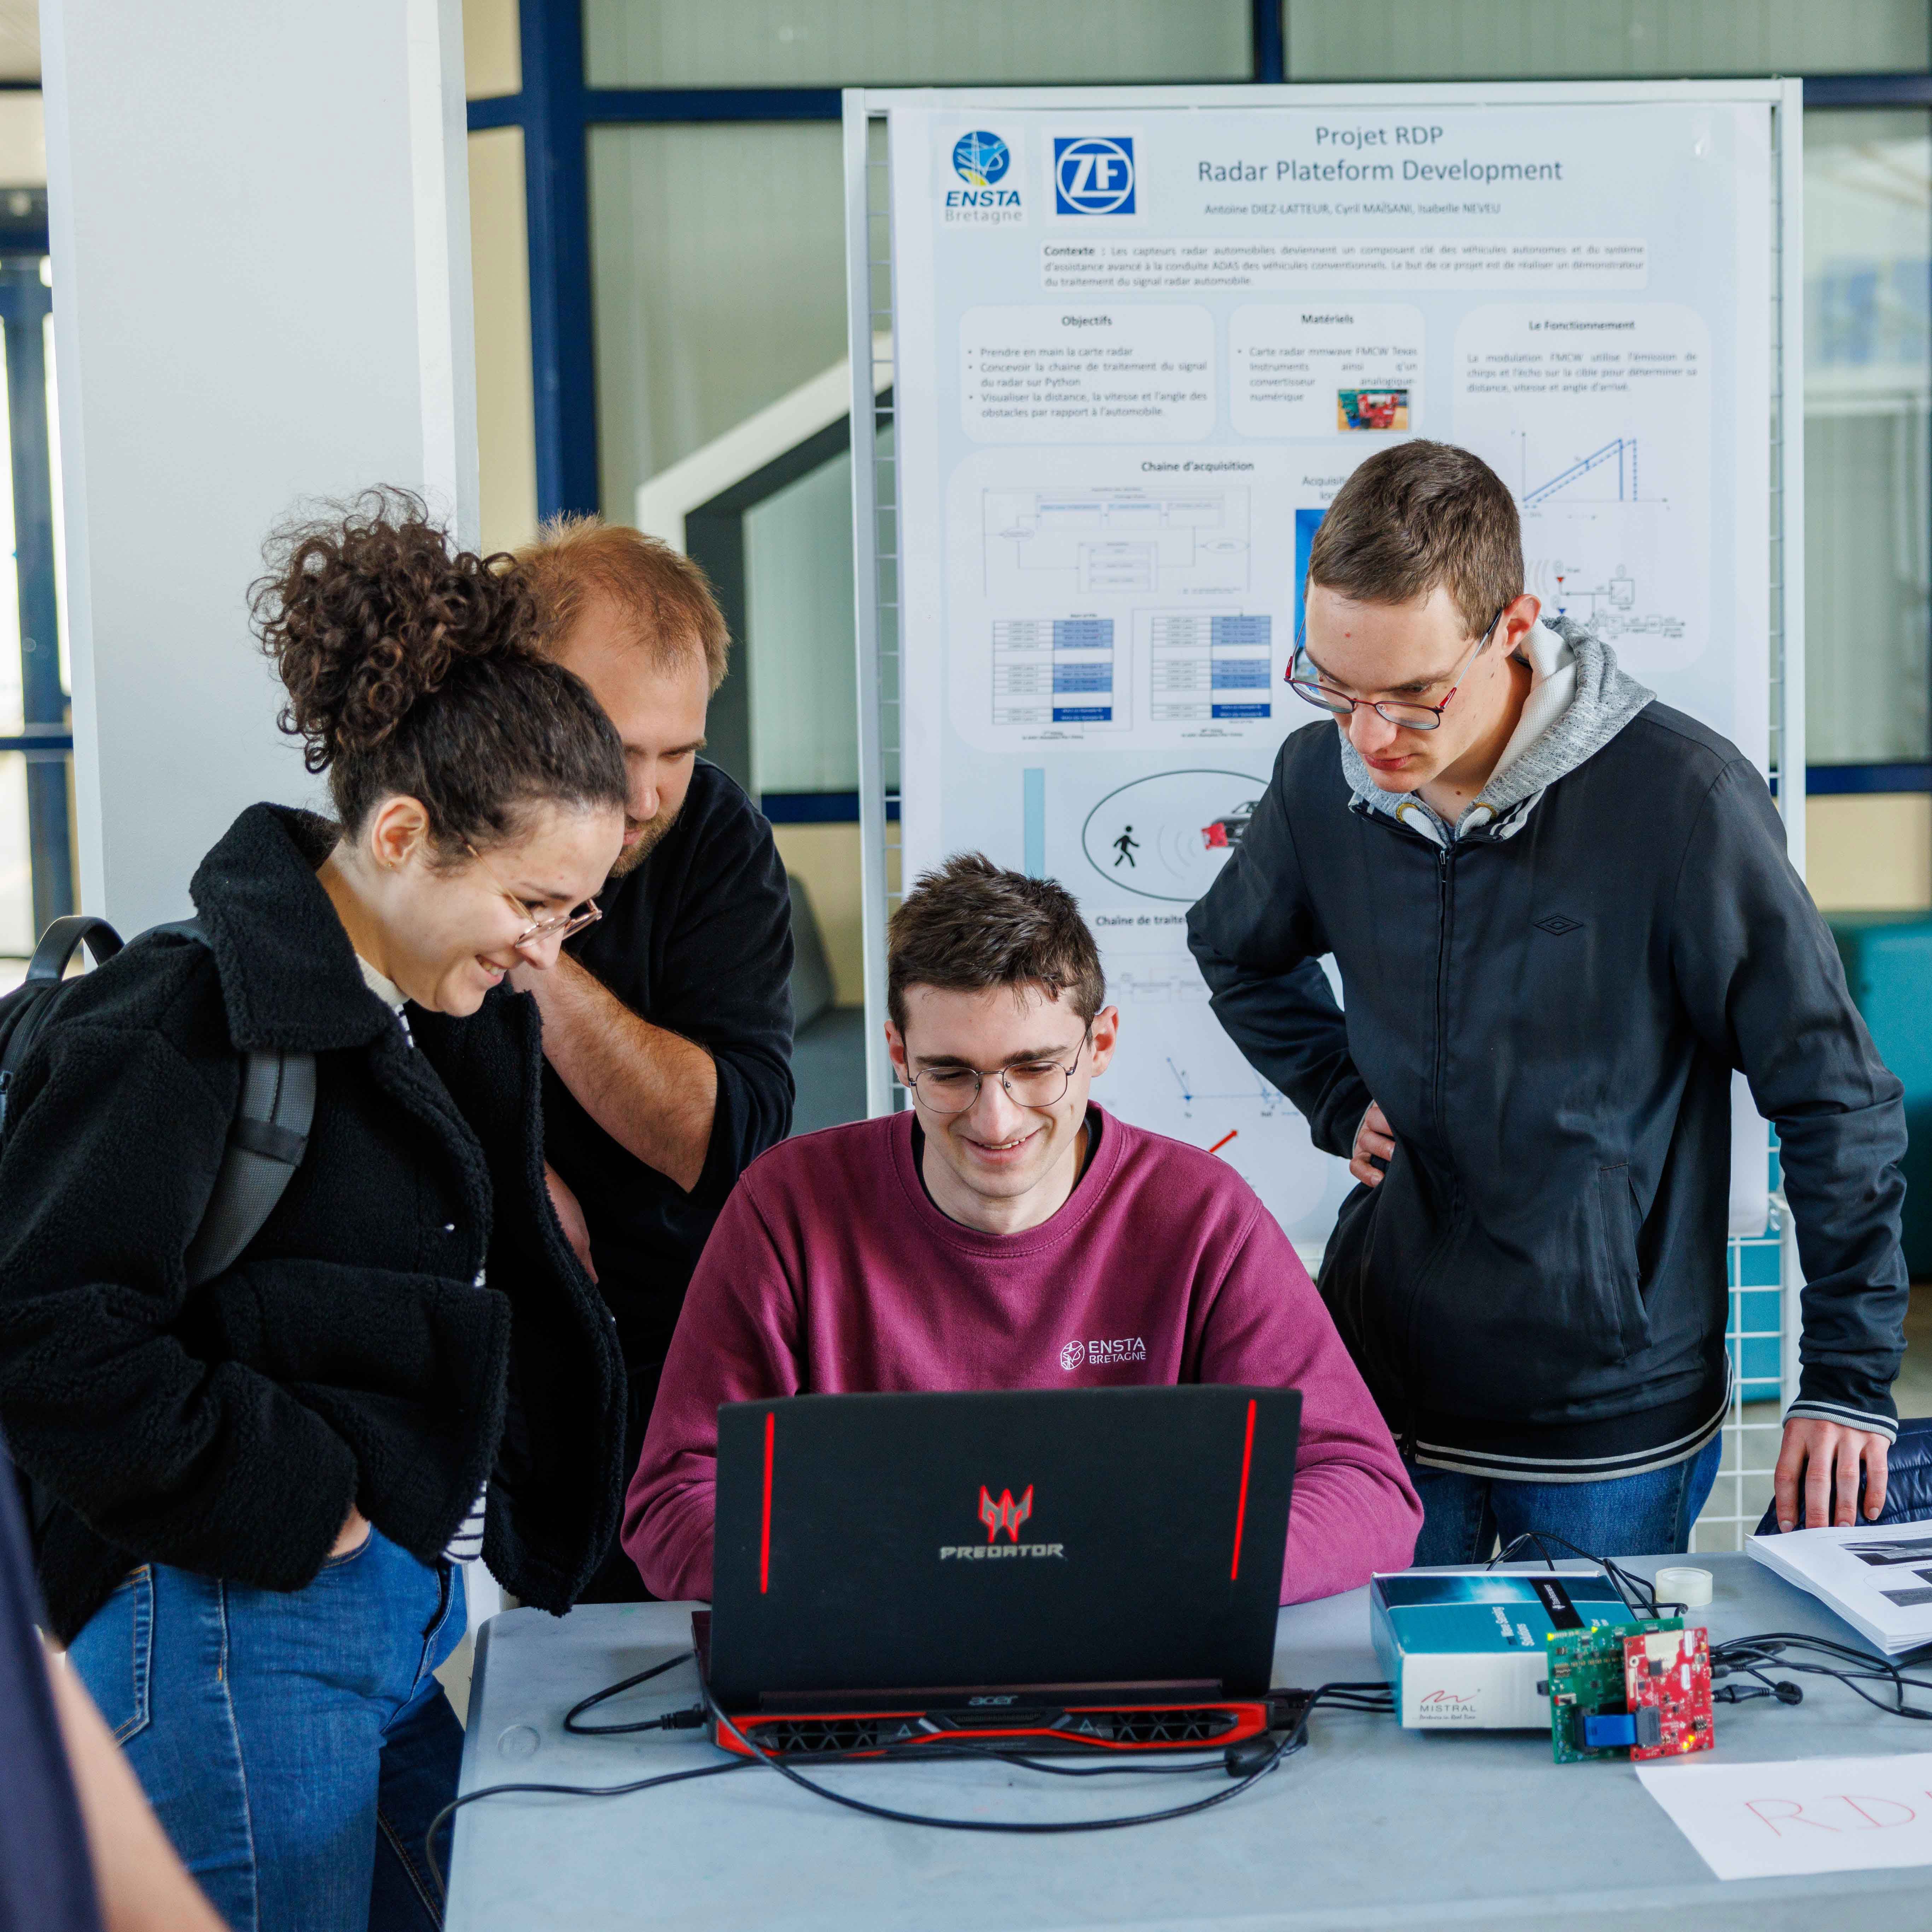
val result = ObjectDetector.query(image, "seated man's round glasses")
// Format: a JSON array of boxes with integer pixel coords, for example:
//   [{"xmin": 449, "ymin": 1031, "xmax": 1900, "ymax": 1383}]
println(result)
[
  {"xmin": 462, "ymin": 842, "xmax": 604, "ymax": 947},
  {"xmin": 1286, "ymin": 605, "xmax": 1506, "ymax": 732},
  {"xmin": 903, "ymin": 1030, "xmax": 1091, "ymax": 1115}
]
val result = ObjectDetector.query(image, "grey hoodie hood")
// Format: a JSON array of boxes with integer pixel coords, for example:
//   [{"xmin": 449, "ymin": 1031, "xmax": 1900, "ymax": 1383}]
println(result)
[{"xmin": 1335, "ymin": 614, "xmax": 1655, "ymax": 845}]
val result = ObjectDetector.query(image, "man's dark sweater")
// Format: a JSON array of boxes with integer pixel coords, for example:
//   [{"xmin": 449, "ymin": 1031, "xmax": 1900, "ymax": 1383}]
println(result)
[{"xmin": 542, "ymin": 759, "xmax": 795, "ymax": 1372}]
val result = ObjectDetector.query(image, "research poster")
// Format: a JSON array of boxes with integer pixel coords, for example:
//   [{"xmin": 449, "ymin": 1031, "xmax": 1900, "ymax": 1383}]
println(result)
[{"xmin": 887, "ymin": 100, "xmax": 1773, "ymax": 1245}]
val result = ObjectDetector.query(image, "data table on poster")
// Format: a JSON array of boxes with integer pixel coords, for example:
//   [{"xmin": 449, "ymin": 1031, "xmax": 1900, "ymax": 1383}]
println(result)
[{"xmin": 882, "ymin": 88, "xmax": 1781, "ymax": 1244}]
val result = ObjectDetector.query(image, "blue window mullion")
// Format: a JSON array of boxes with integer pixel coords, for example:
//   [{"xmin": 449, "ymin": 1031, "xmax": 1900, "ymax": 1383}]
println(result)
[{"xmin": 517, "ymin": 0, "xmax": 599, "ymax": 520}]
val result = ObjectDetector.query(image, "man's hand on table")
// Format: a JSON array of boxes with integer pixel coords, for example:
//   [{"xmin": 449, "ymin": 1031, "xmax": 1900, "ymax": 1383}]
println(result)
[{"xmin": 1774, "ymin": 1415, "xmax": 1890, "ymax": 1531}]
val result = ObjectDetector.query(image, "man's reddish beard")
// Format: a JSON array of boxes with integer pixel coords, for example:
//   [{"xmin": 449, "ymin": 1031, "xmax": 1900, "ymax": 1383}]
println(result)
[{"xmin": 607, "ymin": 799, "xmax": 683, "ymax": 878}]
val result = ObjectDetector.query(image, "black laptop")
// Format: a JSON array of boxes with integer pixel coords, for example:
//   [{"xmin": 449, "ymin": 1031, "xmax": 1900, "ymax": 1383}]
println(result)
[{"xmin": 694, "ymin": 1385, "xmax": 1299, "ymax": 1758}]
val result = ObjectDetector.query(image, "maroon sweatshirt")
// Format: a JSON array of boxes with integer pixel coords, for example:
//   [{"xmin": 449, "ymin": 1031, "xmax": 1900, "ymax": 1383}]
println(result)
[{"xmin": 625, "ymin": 1108, "xmax": 1421, "ymax": 1602}]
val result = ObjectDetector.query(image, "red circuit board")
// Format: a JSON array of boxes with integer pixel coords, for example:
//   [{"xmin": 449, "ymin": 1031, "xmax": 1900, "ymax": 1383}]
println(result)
[{"xmin": 1623, "ymin": 1625, "xmax": 1714, "ymax": 1760}]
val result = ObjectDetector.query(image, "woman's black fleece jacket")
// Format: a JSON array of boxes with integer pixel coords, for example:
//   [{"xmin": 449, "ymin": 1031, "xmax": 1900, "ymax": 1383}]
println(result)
[{"xmin": 0, "ymin": 804, "xmax": 627, "ymax": 1642}]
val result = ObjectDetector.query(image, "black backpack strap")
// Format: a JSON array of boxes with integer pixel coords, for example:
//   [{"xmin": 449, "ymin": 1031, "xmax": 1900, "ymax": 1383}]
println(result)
[
  {"xmin": 25, "ymin": 915, "xmax": 122, "ymax": 982},
  {"xmin": 0, "ymin": 918, "xmax": 127, "ymax": 1137},
  {"xmin": 152, "ymin": 919, "xmax": 317, "ymax": 1287},
  {"xmin": 182, "ymin": 1047, "xmax": 316, "ymax": 1285}
]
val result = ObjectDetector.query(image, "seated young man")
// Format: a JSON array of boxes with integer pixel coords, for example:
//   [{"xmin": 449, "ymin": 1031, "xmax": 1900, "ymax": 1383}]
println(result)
[{"xmin": 624, "ymin": 854, "xmax": 1422, "ymax": 1602}]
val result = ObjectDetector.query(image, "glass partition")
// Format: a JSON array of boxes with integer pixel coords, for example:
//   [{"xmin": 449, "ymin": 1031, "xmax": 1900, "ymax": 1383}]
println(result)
[
  {"xmin": 586, "ymin": 0, "xmax": 1250, "ymax": 87},
  {"xmin": 589, "ymin": 122, "xmax": 847, "ymax": 520},
  {"xmin": 1804, "ymin": 109, "xmax": 1932, "ymax": 769}
]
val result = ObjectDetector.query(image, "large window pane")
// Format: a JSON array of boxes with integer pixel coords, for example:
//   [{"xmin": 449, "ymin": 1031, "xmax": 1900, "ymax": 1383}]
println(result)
[
  {"xmin": 1286, "ymin": 0, "xmax": 1929, "ymax": 79},
  {"xmin": 1805, "ymin": 110, "xmax": 1932, "ymax": 767},
  {"xmin": 0, "ymin": 315, "xmax": 20, "ymax": 737},
  {"xmin": 0, "ymin": 751, "xmax": 31, "ymax": 958},
  {"xmin": 746, "ymin": 450, "xmax": 859, "ymax": 795},
  {"xmin": 590, "ymin": 123, "xmax": 847, "ymax": 517},
  {"xmin": 585, "ymin": 0, "xmax": 1250, "ymax": 87}
]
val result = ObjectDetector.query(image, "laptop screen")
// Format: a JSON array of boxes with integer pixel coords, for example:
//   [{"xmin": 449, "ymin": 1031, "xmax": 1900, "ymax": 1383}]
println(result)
[{"xmin": 708, "ymin": 1385, "xmax": 1298, "ymax": 1706}]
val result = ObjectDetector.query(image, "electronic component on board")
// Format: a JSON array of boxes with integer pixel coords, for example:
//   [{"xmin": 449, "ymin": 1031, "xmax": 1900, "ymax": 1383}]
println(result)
[
  {"xmin": 1624, "ymin": 1624, "xmax": 1714, "ymax": 1761},
  {"xmin": 1545, "ymin": 1618, "xmax": 1714, "ymax": 1764}
]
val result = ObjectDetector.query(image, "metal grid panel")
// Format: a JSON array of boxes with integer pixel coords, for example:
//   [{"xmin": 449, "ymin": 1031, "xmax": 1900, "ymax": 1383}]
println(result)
[
  {"xmin": 1693, "ymin": 82, "xmax": 1808, "ymax": 1544},
  {"xmin": 1698, "ymin": 1202, "xmax": 1788, "ymax": 1551},
  {"xmin": 848, "ymin": 87, "xmax": 1805, "ymax": 1544}
]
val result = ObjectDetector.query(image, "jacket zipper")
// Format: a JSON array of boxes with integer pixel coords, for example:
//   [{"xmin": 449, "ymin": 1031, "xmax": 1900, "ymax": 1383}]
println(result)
[
  {"xmin": 1356, "ymin": 806, "xmax": 1464, "ymax": 1465},
  {"xmin": 1403, "ymin": 836, "xmax": 1462, "ymax": 1458},
  {"xmin": 1432, "ymin": 844, "xmax": 1450, "ymax": 1138}
]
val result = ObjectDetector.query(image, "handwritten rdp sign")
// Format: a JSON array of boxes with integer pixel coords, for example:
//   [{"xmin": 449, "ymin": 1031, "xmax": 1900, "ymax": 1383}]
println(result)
[{"xmin": 1637, "ymin": 1753, "xmax": 1932, "ymax": 1879}]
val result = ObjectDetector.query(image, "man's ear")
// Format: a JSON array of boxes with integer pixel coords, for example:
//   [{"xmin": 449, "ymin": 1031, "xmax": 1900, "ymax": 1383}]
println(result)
[
  {"xmin": 885, "ymin": 1020, "xmax": 909, "ymax": 1085},
  {"xmin": 1086, "ymin": 1005, "xmax": 1121, "ymax": 1079},
  {"xmin": 1500, "ymin": 592, "xmax": 1541, "ymax": 650}
]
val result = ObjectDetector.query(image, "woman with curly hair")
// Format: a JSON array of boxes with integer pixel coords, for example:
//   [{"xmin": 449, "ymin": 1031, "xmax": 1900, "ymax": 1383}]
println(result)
[{"xmin": 0, "ymin": 493, "xmax": 630, "ymax": 1931}]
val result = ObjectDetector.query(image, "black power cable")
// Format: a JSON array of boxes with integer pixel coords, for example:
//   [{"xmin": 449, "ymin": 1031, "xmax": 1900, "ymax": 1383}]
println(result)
[
  {"xmin": 423, "ymin": 1756, "xmax": 752, "ymax": 1904},
  {"xmin": 424, "ymin": 1656, "xmax": 1395, "ymax": 1899},
  {"xmin": 1487, "ymin": 1531, "xmax": 1687, "ymax": 1618},
  {"xmin": 1708, "ymin": 1631, "xmax": 1932, "ymax": 1720},
  {"xmin": 564, "ymin": 1650, "xmax": 706, "ymax": 1735}
]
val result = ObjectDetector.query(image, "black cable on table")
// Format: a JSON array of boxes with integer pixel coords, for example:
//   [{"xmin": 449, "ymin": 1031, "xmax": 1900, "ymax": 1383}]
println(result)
[
  {"xmin": 423, "ymin": 1757, "xmax": 753, "ymax": 1905},
  {"xmin": 430, "ymin": 1653, "xmax": 1399, "ymax": 1887},
  {"xmin": 1709, "ymin": 1631, "xmax": 1932, "ymax": 1721},
  {"xmin": 563, "ymin": 1648, "xmax": 704, "ymax": 1735},
  {"xmin": 1487, "ymin": 1531, "xmax": 1688, "ymax": 1620}
]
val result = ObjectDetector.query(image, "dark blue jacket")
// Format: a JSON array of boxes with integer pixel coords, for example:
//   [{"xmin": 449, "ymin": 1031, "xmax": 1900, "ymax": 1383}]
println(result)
[{"xmin": 1186, "ymin": 703, "xmax": 1908, "ymax": 1479}]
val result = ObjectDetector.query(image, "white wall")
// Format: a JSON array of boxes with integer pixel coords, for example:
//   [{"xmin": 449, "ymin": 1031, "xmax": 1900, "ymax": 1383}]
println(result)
[{"xmin": 42, "ymin": 0, "xmax": 477, "ymax": 932}]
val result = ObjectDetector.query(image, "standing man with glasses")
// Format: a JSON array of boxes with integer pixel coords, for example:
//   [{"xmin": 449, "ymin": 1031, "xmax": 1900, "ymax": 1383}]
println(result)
[
  {"xmin": 1188, "ymin": 440, "xmax": 1908, "ymax": 1560},
  {"xmin": 623, "ymin": 853, "xmax": 1422, "ymax": 1601},
  {"xmin": 516, "ymin": 518, "xmax": 795, "ymax": 1601}
]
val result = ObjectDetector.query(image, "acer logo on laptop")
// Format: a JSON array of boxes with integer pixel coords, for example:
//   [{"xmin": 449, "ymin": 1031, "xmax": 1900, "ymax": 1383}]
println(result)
[{"xmin": 937, "ymin": 1483, "xmax": 1066, "ymax": 1563}]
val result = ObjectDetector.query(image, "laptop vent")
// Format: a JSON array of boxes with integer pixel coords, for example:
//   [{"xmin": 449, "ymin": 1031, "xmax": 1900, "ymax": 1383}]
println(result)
[
  {"xmin": 1066, "ymin": 1709, "xmax": 1243, "ymax": 1745},
  {"xmin": 744, "ymin": 1717, "xmax": 923, "ymax": 1755}
]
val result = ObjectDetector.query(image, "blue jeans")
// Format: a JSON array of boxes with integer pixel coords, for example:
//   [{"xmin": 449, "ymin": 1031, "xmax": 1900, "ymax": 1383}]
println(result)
[
  {"xmin": 69, "ymin": 1527, "xmax": 466, "ymax": 1932},
  {"xmin": 1407, "ymin": 1433, "xmax": 1724, "ymax": 1565}
]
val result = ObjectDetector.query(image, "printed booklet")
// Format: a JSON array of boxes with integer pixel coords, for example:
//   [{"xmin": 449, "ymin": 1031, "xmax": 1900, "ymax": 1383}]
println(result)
[{"xmin": 1747, "ymin": 1520, "xmax": 1932, "ymax": 1655}]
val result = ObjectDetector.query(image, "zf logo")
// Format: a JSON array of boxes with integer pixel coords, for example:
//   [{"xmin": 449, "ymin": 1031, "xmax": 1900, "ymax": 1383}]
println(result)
[{"xmin": 1053, "ymin": 136, "xmax": 1135, "ymax": 215}]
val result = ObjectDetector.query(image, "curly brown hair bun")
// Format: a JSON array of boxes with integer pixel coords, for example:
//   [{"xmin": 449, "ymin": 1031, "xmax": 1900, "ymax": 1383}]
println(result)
[{"xmin": 251, "ymin": 489, "xmax": 627, "ymax": 852}]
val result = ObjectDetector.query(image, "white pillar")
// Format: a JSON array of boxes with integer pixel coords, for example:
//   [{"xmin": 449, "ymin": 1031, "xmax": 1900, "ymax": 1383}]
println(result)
[{"xmin": 42, "ymin": 0, "xmax": 478, "ymax": 932}]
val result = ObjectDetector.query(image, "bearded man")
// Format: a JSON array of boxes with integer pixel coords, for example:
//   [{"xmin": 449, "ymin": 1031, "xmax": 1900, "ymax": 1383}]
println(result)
[{"xmin": 517, "ymin": 518, "xmax": 795, "ymax": 1600}]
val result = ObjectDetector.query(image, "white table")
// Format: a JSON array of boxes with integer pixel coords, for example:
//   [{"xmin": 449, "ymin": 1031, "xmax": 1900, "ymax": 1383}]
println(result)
[{"xmin": 446, "ymin": 1555, "xmax": 1932, "ymax": 1930}]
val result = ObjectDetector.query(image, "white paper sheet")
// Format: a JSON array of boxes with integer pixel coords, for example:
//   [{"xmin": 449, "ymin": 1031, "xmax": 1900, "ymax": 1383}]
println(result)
[{"xmin": 1637, "ymin": 1753, "xmax": 1932, "ymax": 1879}]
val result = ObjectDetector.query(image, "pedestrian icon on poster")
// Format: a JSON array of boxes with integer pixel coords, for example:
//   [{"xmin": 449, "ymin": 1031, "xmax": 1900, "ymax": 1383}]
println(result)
[{"xmin": 1113, "ymin": 826, "xmax": 1140, "ymax": 869}]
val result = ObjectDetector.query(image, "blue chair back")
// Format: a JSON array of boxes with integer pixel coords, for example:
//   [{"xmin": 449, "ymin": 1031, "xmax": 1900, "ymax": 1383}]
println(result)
[{"xmin": 1753, "ymin": 1416, "xmax": 1932, "ymax": 1535}]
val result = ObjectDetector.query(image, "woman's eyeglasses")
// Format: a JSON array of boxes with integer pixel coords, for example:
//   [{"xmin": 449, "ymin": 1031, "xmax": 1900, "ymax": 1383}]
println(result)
[
  {"xmin": 462, "ymin": 843, "xmax": 602, "ymax": 948},
  {"xmin": 1286, "ymin": 606, "xmax": 1506, "ymax": 731}
]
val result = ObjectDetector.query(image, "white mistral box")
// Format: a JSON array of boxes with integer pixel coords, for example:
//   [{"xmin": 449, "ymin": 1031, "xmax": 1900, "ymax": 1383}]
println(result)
[{"xmin": 1370, "ymin": 1567, "xmax": 1631, "ymax": 1729}]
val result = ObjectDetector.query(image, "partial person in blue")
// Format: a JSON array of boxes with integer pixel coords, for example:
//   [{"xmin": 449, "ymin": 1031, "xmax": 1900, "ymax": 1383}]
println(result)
[
  {"xmin": 0, "ymin": 1431, "xmax": 226, "ymax": 1931},
  {"xmin": 1187, "ymin": 440, "xmax": 1908, "ymax": 1561}
]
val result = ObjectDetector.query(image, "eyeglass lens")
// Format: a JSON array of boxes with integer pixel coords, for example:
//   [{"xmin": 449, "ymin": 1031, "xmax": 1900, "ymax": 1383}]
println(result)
[
  {"xmin": 1287, "ymin": 651, "xmax": 1448, "ymax": 730},
  {"xmin": 912, "ymin": 1062, "xmax": 1074, "ymax": 1113},
  {"xmin": 518, "ymin": 903, "xmax": 600, "ymax": 944}
]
